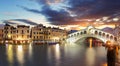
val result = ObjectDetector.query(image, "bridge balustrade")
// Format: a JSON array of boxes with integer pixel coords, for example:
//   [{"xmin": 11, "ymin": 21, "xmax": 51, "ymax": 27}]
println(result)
[{"xmin": 67, "ymin": 26, "xmax": 118, "ymax": 45}]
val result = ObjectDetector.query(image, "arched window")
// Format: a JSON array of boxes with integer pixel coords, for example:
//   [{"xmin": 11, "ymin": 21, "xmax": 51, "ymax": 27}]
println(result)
[
  {"xmin": 74, "ymin": 34, "xmax": 76, "ymax": 36},
  {"xmin": 95, "ymin": 31, "xmax": 98, "ymax": 35},
  {"xmin": 71, "ymin": 35, "xmax": 73, "ymax": 37},
  {"xmin": 81, "ymin": 32, "xmax": 83, "ymax": 35},
  {"xmin": 84, "ymin": 31, "xmax": 87, "ymax": 34},
  {"xmin": 102, "ymin": 33, "xmax": 105, "ymax": 37},
  {"xmin": 99, "ymin": 32, "xmax": 102, "ymax": 36},
  {"xmin": 110, "ymin": 36, "xmax": 113, "ymax": 39},
  {"xmin": 106, "ymin": 34, "xmax": 109, "ymax": 38}
]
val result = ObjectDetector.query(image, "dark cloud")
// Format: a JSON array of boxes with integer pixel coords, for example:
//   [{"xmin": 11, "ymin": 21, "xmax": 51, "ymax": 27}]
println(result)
[
  {"xmin": 68, "ymin": 0, "xmax": 120, "ymax": 18},
  {"xmin": 3, "ymin": 19, "xmax": 38, "ymax": 25},
  {"xmin": 20, "ymin": 0, "xmax": 120, "ymax": 25},
  {"xmin": 3, "ymin": 20, "xmax": 18, "ymax": 24}
]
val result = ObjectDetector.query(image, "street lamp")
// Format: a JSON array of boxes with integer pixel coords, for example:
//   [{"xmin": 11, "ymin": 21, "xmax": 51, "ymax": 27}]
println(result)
[{"xmin": 106, "ymin": 40, "xmax": 111, "ymax": 46}]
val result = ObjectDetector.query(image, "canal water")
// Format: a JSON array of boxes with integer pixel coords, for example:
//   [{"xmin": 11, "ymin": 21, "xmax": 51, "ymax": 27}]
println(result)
[{"xmin": 0, "ymin": 41, "xmax": 120, "ymax": 66}]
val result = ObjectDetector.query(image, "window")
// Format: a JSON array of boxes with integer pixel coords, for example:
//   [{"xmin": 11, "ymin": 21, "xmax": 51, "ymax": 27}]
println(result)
[
  {"xmin": 34, "ymin": 32, "xmax": 36, "ymax": 34},
  {"xmin": 17, "ymin": 30, "xmax": 18, "ymax": 33},
  {"xmin": 34, "ymin": 36, "xmax": 35, "ymax": 39},
  {"xmin": 40, "ymin": 36, "xmax": 43, "ymax": 39},
  {"xmin": 37, "ymin": 36, "xmax": 38, "ymax": 38},
  {"xmin": 27, "ymin": 30, "xmax": 29, "ymax": 33},
  {"xmin": 22, "ymin": 30, "xmax": 24, "ymax": 34}
]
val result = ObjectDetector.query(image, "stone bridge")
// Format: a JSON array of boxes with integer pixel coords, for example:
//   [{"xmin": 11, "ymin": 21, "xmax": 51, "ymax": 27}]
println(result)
[{"xmin": 66, "ymin": 26, "xmax": 118, "ymax": 45}]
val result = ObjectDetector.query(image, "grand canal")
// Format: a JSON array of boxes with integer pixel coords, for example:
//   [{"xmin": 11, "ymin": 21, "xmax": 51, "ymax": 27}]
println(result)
[{"xmin": 0, "ymin": 39, "xmax": 120, "ymax": 66}]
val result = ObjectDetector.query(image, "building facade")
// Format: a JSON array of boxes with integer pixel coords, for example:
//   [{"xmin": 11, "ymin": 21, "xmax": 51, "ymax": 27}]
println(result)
[
  {"xmin": 3, "ymin": 24, "xmax": 30, "ymax": 44},
  {"xmin": 31, "ymin": 24, "xmax": 45, "ymax": 42},
  {"xmin": 12, "ymin": 25, "xmax": 30, "ymax": 44},
  {"xmin": 3, "ymin": 24, "xmax": 15, "ymax": 43},
  {"xmin": 2, "ymin": 24, "xmax": 67, "ymax": 44},
  {"xmin": 0, "ymin": 28, "xmax": 3, "ymax": 44},
  {"xmin": 31, "ymin": 24, "xmax": 67, "ymax": 44},
  {"xmin": 50, "ymin": 27, "xmax": 67, "ymax": 42}
]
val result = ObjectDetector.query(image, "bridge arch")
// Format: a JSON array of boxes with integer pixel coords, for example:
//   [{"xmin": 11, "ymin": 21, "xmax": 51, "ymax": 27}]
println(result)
[
  {"xmin": 75, "ymin": 35, "xmax": 105, "ymax": 43},
  {"xmin": 81, "ymin": 32, "xmax": 83, "ymax": 35},
  {"xmin": 95, "ymin": 31, "xmax": 98, "ymax": 35},
  {"xmin": 110, "ymin": 35, "xmax": 113, "ymax": 40},
  {"xmin": 106, "ymin": 34, "xmax": 109, "ymax": 38},
  {"xmin": 84, "ymin": 31, "xmax": 87, "ymax": 34},
  {"xmin": 66, "ymin": 25, "xmax": 118, "ymax": 45},
  {"xmin": 99, "ymin": 32, "xmax": 102, "ymax": 36},
  {"xmin": 102, "ymin": 33, "xmax": 105, "ymax": 37}
]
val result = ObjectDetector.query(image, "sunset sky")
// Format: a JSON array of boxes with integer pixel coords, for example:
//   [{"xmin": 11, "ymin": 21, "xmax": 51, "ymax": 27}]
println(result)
[{"xmin": 0, "ymin": 0, "xmax": 120, "ymax": 30}]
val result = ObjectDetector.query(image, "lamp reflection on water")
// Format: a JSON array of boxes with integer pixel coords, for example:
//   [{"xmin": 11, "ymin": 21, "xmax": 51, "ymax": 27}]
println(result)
[
  {"xmin": 86, "ymin": 48, "xmax": 95, "ymax": 66},
  {"xmin": 29, "ymin": 43, "xmax": 33, "ymax": 60},
  {"xmin": 6, "ymin": 45, "xmax": 13, "ymax": 66},
  {"xmin": 55, "ymin": 44, "xmax": 61, "ymax": 66},
  {"xmin": 89, "ymin": 38, "xmax": 92, "ymax": 48},
  {"xmin": 102, "ymin": 63, "xmax": 107, "ymax": 66},
  {"xmin": 17, "ymin": 45, "xmax": 24, "ymax": 65},
  {"xmin": 48, "ymin": 44, "xmax": 61, "ymax": 66},
  {"xmin": 55, "ymin": 44, "xmax": 60, "ymax": 60}
]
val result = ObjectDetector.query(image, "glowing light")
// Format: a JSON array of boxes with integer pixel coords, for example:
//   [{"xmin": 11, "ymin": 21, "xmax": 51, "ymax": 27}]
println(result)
[
  {"xmin": 89, "ymin": 38, "xmax": 92, "ymax": 48},
  {"xmin": 16, "ymin": 37, "xmax": 23, "ymax": 40},
  {"xmin": 8, "ymin": 34, "xmax": 11, "ymax": 38},
  {"xmin": 6, "ymin": 45, "xmax": 13, "ymax": 64},
  {"xmin": 55, "ymin": 44, "xmax": 60, "ymax": 52},
  {"xmin": 106, "ymin": 40, "xmax": 111, "ymax": 45},
  {"xmin": 54, "ymin": 37, "xmax": 59, "ymax": 40},
  {"xmin": 102, "ymin": 63, "xmax": 107, "ymax": 66},
  {"xmin": 52, "ymin": 37, "xmax": 60, "ymax": 41},
  {"xmin": 86, "ymin": 48, "xmax": 95, "ymax": 66},
  {"xmin": 17, "ymin": 45, "xmax": 24, "ymax": 64},
  {"xmin": 29, "ymin": 44, "xmax": 33, "ymax": 58},
  {"xmin": 17, "ymin": 45, "xmax": 23, "ymax": 52},
  {"xmin": 55, "ymin": 44, "xmax": 60, "ymax": 62}
]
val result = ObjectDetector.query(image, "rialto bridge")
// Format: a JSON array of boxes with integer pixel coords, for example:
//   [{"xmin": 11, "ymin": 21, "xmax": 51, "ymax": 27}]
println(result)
[{"xmin": 66, "ymin": 25, "xmax": 118, "ymax": 45}]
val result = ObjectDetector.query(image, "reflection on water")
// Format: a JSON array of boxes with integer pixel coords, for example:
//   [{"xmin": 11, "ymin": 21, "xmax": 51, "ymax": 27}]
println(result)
[
  {"xmin": 1, "ymin": 41, "xmax": 119, "ymax": 66},
  {"xmin": 102, "ymin": 63, "xmax": 107, "ymax": 66},
  {"xmin": 48, "ymin": 44, "xmax": 61, "ymax": 66},
  {"xmin": 55, "ymin": 44, "xmax": 60, "ymax": 60},
  {"xmin": 29, "ymin": 44, "xmax": 33, "ymax": 60},
  {"xmin": 89, "ymin": 38, "xmax": 93, "ymax": 48},
  {"xmin": 6, "ymin": 45, "xmax": 13, "ymax": 66},
  {"xmin": 17, "ymin": 45, "xmax": 24, "ymax": 65},
  {"xmin": 86, "ymin": 48, "xmax": 95, "ymax": 66}
]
